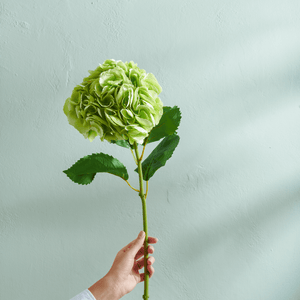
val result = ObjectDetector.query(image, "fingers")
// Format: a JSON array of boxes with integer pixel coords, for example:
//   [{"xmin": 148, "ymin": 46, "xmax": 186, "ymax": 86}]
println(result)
[
  {"xmin": 136, "ymin": 256, "xmax": 155, "ymax": 281},
  {"xmin": 123, "ymin": 231, "xmax": 145, "ymax": 255},
  {"xmin": 136, "ymin": 256, "xmax": 155, "ymax": 270},
  {"xmin": 136, "ymin": 251, "xmax": 156, "ymax": 283},
  {"xmin": 148, "ymin": 265, "xmax": 155, "ymax": 277},
  {"xmin": 139, "ymin": 265, "xmax": 155, "ymax": 282},
  {"xmin": 134, "ymin": 235, "xmax": 157, "ymax": 260},
  {"xmin": 147, "ymin": 236, "xmax": 158, "ymax": 244},
  {"xmin": 131, "ymin": 231, "xmax": 145, "ymax": 254},
  {"xmin": 121, "ymin": 233, "xmax": 158, "ymax": 256},
  {"xmin": 134, "ymin": 245, "xmax": 154, "ymax": 260},
  {"xmin": 147, "ymin": 256, "xmax": 155, "ymax": 265}
]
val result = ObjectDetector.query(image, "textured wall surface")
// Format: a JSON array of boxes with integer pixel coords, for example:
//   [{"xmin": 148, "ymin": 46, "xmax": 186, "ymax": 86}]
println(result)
[{"xmin": 1, "ymin": 1, "xmax": 300, "ymax": 299}]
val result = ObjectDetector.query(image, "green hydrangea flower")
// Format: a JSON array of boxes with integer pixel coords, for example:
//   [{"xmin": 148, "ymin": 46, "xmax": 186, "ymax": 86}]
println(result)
[{"xmin": 63, "ymin": 59, "xmax": 163, "ymax": 145}]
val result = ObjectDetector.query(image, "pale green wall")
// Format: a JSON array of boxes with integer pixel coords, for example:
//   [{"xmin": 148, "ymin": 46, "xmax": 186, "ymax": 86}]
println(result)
[{"xmin": 1, "ymin": 0, "xmax": 300, "ymax": 299}]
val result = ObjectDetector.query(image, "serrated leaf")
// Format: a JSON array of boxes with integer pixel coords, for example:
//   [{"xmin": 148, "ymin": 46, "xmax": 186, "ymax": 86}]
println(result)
[
  {"xmin": 146, "ymin": 106, "xmax": 181, "ymax": 144},
  {"xmin": 110, "ymin": 139, "xmax": 132, "ymax": 149},
  {"xmin": 63, "ymin": 153, "xmax": 129, "ymax": 185},
  {"xmin": 135, "ymin": 134, "xmax": 180, "ymax": 181},
  {"xmin": 65, "ymin": 172, "xmax": 96, "ymax": 185}
]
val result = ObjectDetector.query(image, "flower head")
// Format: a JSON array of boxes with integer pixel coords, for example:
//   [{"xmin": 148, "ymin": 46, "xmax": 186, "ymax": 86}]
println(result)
[{"xmin": 63, "ymin": 59, "xmax": 163, "ymax": 144}]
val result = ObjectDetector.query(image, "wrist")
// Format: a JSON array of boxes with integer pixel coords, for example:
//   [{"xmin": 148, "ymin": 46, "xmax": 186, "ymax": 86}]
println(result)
[{"xmin": 88, "ymin": 274, "xmax": 120, "ymax": 300}]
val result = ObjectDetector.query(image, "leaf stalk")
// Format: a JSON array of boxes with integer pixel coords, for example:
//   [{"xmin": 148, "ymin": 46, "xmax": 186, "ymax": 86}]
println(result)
[
  {"xmin": 131, "ymin": 149, "xmax": 138, "ymax": 165},
  {"xmin": 125, "ymin": 180, "xmax": 140, "ymax": 193},
  {"xmin": 139, "ymin": 138, "xmax": 148, "ymax": 161},
  {"xmin": 106, "ymin": 172, "xmax": 139, "ymax": 193},
  {"xmin": 145, "ymin": 181, "xmax": 149, "ymax": 199}
]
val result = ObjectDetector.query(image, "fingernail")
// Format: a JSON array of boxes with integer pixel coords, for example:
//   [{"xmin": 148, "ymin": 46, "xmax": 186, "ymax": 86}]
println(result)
[{"xmin": 138, "ymin": 231, "xmax": 145, "ymax": 238}]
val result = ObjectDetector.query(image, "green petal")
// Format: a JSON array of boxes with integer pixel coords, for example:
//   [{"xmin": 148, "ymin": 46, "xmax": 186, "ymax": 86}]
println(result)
[
  {"xmin": 90, "ymin": 121, "xmax": 104, "ymax": 139},
  {"xmin": 116, "ymin": 84, "xmax": 134, "ymax": 107},
  {"xmin": 99, "ymin": 67, "xmax": 129, "ymax": 87},
  {"xmin": 64, "ymin": 99, "xmax": 90, "ymax": 136},
  {"xmin": 132, "ymin": 88, "xmax": 141, "ymax": 111},
  {"xmin": 88, "ymin": 130, "xmax": 97, "ymax": 142},
  {"xmin": 135, "ymin": 116, "xmax": 153, "ymax": 132},
  {"xmin": 128, "ymin": 68, "xmax": 142, "ymax": 87},
  {"xmin": 100, "ymin": 94, "xmax": 114, "ymax": 108},
  {"xmin": 89, "ymin": 80, "xmax": 102, "ymax": 97},
  {"xmin": 126, "ymin": 125, "xmax": 149, "ymax": 144},
  {"xmin": 70, "ymin": 89, "xmax": 82, "ymax": 105},
  {"xmin": 100, "ymin": 59, "xmax": 117, "ymax": 71},
  {"xmin": 116, "ymin": 60, "xmax": 129, "ymax": 74},
  {"xmin": 110, "ymin": 115, "xmax": 125, "ymax": 127},
  {"xmin": 120, "ymin": 109, "xmax": 135, "ymax": 124},
  {"xmin": 140, "ymin": 73, "xmax": 162, "ymax": 94}
]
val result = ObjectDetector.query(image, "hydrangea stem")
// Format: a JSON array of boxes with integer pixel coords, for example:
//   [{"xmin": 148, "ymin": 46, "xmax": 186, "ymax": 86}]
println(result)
[{"xmin": 133, "ymin": 142, "xmax": 149, "ymax": 300}]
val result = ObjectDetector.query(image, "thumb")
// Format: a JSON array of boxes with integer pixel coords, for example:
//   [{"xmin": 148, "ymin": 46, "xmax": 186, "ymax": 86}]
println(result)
[{"xmin": 129, "ymin": 231, "xmax": 145, "ymax": 255}]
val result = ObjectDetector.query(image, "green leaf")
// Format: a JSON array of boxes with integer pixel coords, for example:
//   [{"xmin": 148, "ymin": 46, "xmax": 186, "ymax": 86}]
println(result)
[
  {"xmin": 135, "ymin": 134, "xmax": 180, "ymax": 181},
  {"xmin": 146, "ymin": 106, "xmax": 181, "ymax": 144},
  {"xmin": 110, "ymin": 139, "xmax": 132, "ymax": 149},
  {"xmin": 63, "ymin": 153, "xmax": 129, "ymax": 185}
]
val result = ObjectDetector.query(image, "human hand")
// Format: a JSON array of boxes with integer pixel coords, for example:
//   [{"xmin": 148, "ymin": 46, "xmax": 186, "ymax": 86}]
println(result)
[{"xmin": 88, "ymin": 231, "xmax": 158, "ymax": 300}]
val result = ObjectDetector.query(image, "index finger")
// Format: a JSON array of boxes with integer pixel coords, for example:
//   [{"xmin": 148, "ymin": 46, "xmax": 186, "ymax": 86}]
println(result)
[{"xmin": 146, "ymin": 236, "xmax": 158, "ymax": 244}]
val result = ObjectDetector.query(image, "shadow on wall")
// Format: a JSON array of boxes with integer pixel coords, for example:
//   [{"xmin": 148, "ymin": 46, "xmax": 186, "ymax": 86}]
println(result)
[
  {"xmin": 0, "ymin": 178, "xmax": 133, "ymax": 238},
  {"xmin": 177, "ymin": 174, "xmax": 300, "ymax": 270},
  {"xmin": 178, "ymin": 22, "xmax": 300, "ymax": 166}
]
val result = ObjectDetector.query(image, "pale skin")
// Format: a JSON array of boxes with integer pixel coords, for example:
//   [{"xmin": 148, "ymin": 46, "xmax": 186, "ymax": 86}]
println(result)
[{"xmin": 88, "ymin": 231, "xmax": 157, "ymax": 300}]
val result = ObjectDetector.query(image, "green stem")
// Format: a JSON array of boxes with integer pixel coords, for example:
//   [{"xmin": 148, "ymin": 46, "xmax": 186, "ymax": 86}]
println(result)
[{"xmin": 133, "ymin": 142, "xmax": 149, "ymax": 300}]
